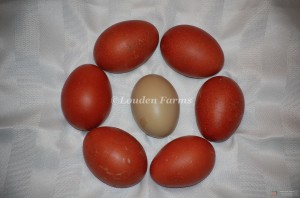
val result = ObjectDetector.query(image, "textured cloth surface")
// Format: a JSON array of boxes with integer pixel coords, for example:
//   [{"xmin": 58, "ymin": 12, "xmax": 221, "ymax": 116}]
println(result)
[{"xmin": 0, "ymin": 0, "xmax": 300, "ymax": 198}]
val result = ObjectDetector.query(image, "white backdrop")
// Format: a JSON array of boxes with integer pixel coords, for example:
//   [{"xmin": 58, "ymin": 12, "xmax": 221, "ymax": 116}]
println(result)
[{"xmin": 0, "ymin": 0, "xmax": 300, "ymax": 198}]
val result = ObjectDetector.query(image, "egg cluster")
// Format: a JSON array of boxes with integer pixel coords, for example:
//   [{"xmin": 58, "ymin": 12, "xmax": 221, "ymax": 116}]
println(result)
[{"xmin": 61, "ymin": 20, "xmax": 244, "ymax": 188}]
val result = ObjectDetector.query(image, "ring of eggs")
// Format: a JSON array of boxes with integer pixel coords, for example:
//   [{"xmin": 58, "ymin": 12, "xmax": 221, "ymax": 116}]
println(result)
[{"xmin": 61, "ymin": 20, "xmax": 244, "ymax": 188}]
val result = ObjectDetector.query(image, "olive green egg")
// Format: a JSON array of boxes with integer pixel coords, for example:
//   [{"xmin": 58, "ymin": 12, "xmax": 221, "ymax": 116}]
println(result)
[{"xmin": 131, "ymin": 74, "xmax": 180, "ymax": 138}]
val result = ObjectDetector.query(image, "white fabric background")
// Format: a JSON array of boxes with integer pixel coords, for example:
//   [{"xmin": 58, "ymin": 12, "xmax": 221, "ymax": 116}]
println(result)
[{"xmin": 0, "ymin": 0, "xmax": 300, "ymax": 198}]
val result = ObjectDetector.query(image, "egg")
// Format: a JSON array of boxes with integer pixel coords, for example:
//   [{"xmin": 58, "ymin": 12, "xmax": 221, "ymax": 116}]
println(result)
[
  {"xmin": 94, "ymin": 20, "xmax": 159, "ymax": 73},
  {"xmin": 61, "ymin": 64, "xmax": 112, "ymax": 130},
  {"xmin": 131, "ymin": 74, "xmax": 179, "ymax": 138},
  {"xmin": 83, "ymin": 127, "xmax": 148, "ymax": 188},
  {"xmin": 195, "ymin": 76, "xmax": 245, "ymax": 142},
  {"xmin": 161, "ymin": 25, "xmax": 224, "ymax": 78},
  {"xmin": 150, "ymin": 136, "xmax": 215, "ymax": 187}
]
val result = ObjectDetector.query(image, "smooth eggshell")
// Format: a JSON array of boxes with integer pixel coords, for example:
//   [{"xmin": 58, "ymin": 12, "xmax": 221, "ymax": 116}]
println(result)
[
  {"xmin": 131, "ymin": 74, "xmax": 179, "ymax": 138},
  {"xmin": 150, "ymin": 136, "xmax": 215, "ymax": 187},
  {"xmin": 161, "ymin": 25, "xmax": 224, "ymax": 78},
  {"xmin": 195, "ymin": 76, "xmax": 245, "ymax": 142},
  {"xmin": 83, "ymin": 127, "xmax": 148, "ymax": 188},
  {"xmin": 94, "ymin": 20, "xmax": 159, "ymax": 73},
  {"xmin": 61, "ymin": 64, "xmax": 112, "ymax": 131}
]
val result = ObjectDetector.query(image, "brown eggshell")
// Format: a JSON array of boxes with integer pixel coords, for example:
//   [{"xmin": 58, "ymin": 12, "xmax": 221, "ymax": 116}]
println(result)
[
  {"xmin": 131, "ymin": 74, "xmax": 179, "ymax": 138},
  {"xmin": 195, "ymin": 76, "xmax": 245, "ymax": 142},
  {"xmin": 61, "ymin": 64, "xmax": 112, "ymax": 131},
  {"xmin": 94, "ymin": 20, "xmax": 159, "ymax": 73},
  {"xmin": 83, "ymin": 127, "xmax": 148, "ymax": 188},
  {"xmin": 150, "ymin": 136, "xmax": 215, "ymax": 187},
  {"xmin": 161, "ymin": 25, "xmax": 224, "ymax": 78}
]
